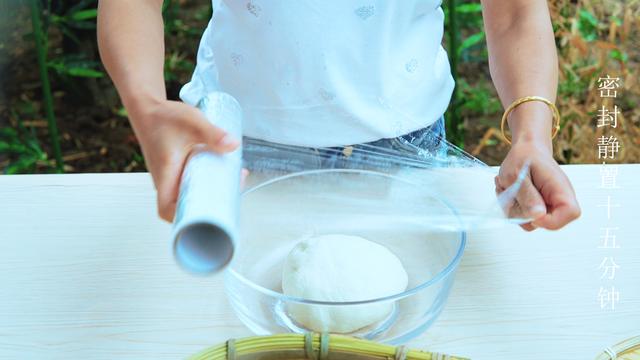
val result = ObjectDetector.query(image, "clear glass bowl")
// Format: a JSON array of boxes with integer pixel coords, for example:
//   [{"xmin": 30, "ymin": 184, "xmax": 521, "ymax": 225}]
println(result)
[{"xmin": 225, "ymin": 169, "xmax": 466, "ymax": 344}]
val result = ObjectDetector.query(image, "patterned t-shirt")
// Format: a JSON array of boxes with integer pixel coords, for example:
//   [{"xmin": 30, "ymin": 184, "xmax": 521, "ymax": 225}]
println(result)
[{"xmin": 180, "ymin": 0, "xmax": 455, "ymax": 147}]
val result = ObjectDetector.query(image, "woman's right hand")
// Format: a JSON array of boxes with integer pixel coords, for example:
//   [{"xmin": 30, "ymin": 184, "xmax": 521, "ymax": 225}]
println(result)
[{"xmin": 128, "ymin": 99, "xmax": 240, "ymax": 222}]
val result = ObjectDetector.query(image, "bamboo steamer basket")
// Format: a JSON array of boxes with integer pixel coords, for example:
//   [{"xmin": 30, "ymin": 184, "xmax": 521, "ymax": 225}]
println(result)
[
  {"xmin": 189, "ymin": 333, "xmax": 469, "ymax": 360},
  {"xmin": 594, "ymin": 336, "xmax": 640, "ymax": 360}
]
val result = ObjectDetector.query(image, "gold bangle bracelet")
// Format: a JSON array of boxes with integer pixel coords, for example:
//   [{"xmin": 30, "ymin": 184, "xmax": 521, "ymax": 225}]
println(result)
[{"xmin": 500, "ymin": 95, "xmax": 561, "ymax": 145}]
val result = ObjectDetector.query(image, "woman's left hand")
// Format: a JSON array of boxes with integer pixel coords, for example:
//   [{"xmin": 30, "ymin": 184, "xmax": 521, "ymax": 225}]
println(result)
[{"xmin": 495, "ymin": 138, "xmax": 581, "ymax": 231}]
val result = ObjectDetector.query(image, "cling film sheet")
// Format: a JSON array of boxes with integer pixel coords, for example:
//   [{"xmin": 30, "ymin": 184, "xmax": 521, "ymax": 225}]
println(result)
[{"xmin": 240, "ymin": 130, "xmax": 535, "ymax": 233}]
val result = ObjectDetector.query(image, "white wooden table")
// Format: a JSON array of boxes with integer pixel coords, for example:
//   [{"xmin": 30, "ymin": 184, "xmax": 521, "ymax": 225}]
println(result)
[{"xmin": 1, "ymin": 164, "xmax": 638, "ymax": 359}]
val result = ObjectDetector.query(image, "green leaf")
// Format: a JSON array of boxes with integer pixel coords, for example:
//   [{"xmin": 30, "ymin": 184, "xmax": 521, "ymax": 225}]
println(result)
[
  {"xmin": 579, "ymin": 9, "xmax": 598, "ymax": 27},
  {"xmin": 0, "ymin": 127, "xmax": 18, "ymax": 139},
  {"xmin": 70, "ymin": 8, "xmax": 97, "ymax": 21},
  {"xmin": 0, "ymin": 140, "xmax": 31, "ymax": 156},
  {"xmin": 66, "ymin": 0, "xmax": 98, "ymax": 16},
  {"xmin": 5, "ymin": 155, "xmax": 40, "ymax": 175},
  {"xmin": 457, "ymin": 31, "xmax": 485, "ymax": 56},
  {"xmin": 47, "ymin": 57, "xmax": 105, "ymax": 78},
  {"xmin": 66, "ymin": 67, "xmax": 105, "ymax": 78},
  {"xmin": 162, "ymin": 0, "xmax": 173, "ymax": 14},
  {"xmin": 609, "ymin": 49, "xmax": 628, "ymax": 63},
  {"xmin": 115, "ymin": 107, "xmax": 128, "ymax": 117},
  {"xmin": 455, "ymin": 3, "xmax": 482, "ymax": 13},
  {"xmin": 578, "ymin": 9, "xmax": 599, "ymax": 41},
  {"xmin": 49, "ymin": 14, "xmax": 64, "ymax": 24},
  {"xmin": 0, "ymin": 140, "xmax": 10, "ymax": 152},
  {"xmin": 25, "ymin": 137, "xmax": 44, "ymax": 155}
]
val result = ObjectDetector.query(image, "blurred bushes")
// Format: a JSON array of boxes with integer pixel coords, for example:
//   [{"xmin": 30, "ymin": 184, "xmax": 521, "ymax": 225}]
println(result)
[
  {"xmin": 550, "ymin": 0, "xmax": 639, "ymax": 164},
  {"xmin": 0, "ymin": 0, "xmax": 211, "ymax": 173},
  {"xmin": 446, "ymin": 0, "xmax": 639, "ymax": 164}
]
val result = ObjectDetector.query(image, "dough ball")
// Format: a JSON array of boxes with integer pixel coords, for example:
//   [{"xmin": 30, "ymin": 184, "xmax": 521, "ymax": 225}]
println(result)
[{"xmin": 282, "ymin": 234, "xmax": 408, "ymax": 333}]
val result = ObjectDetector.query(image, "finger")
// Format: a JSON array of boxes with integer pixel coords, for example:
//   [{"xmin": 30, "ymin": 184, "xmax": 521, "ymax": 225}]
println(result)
[
  {"xmin": 531, "ymin": 170, "xmax": 581, "ymax": 230},
  {"xmin": 520, "ymin": 222, "xmax": 537, "ymax": 232},
  {"xmin": 532, "ymin": 201, "xmax": 581, "ymax": 230},
  {"xmin": 157, "ymin": 185, "xmax": 177, "ymax": 222},
  {"xmin": 495, "ymin": 173, "xmax": 546, "ymax": 220},
  {"xmin": 495, "ymin": 185, "xmax": 516, "ymax": 217},
  {"xmin": 157, "ymin": 172, "xmax": 178, "ymax": 222},
  {"xmin": 155, "ymin": 155, "xmax": 184, "ymax": 223},
  {"xmin": 501, "ymin": 179, "xmax": 541, "ymax": 231},
  {"xmin": 513, "ymin": 175, "xmax": 547, "ymax": 220},
  {"xmin": 188, "ymin": 111, "xmax": 240, "ymax": 153},
  {"xmin": 157, "ymin": 193, "xmax": 177, "ymax": 223}
]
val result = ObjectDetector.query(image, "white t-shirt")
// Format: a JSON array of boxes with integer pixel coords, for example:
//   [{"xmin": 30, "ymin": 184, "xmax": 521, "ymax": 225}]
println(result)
[{"xmin": 180, "ymin": 0, "xmax": 455, "ymax": 147}]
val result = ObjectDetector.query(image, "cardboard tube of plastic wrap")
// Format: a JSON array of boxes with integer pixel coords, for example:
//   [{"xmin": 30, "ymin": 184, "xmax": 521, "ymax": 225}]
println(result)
[{"xmin": 172, "ymin": 92, "xmax": 243, "ymax": 275}]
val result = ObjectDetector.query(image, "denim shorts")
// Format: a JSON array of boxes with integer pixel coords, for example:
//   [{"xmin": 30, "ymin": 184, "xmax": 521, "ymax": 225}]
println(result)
[{"xmin": 244, "ymin": 116, "xmax": 447, "ymax": 172}]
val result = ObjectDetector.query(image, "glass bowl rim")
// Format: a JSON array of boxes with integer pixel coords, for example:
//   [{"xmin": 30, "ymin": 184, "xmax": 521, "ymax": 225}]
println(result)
[{"xmin": 227, "ymin": 168, "xmax": 467, "ymax": 306}]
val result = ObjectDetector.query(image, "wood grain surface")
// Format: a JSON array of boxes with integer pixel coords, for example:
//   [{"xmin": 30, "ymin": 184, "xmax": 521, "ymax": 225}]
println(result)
[{"xmin": 0, "ymin": 164, "xmax": 638, "ymax": 359}]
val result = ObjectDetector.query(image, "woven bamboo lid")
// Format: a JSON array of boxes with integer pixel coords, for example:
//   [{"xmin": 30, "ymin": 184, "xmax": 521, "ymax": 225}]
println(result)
[
  {"xmin": 189, "ymin": 333, "xmax": 469, "ymax": 360},
  {"xmin": 594, "ymin": 336, "xmax": 640, "ymax": 360}
]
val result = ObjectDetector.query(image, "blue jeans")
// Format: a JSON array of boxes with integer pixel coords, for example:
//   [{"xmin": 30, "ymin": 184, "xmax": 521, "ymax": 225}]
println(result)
[
  {"xmin": 315, "ymin": 115, "xmax": 447, "ymax": 169},
  {"xmin": 244, "ymin": 116, "xmax": 447, "ymax": 172}
]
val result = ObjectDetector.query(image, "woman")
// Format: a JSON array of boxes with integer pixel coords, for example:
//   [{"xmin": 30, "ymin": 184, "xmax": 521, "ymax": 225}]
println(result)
[{"xmin": 97, "ymin": 0, "xmax": 580, "ymax": 230}]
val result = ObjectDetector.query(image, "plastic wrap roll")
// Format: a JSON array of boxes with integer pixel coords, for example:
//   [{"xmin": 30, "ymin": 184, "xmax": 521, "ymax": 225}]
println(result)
[{"xmin": 172, "ymin": 92, "xmax": 243, "ymax": 275}]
